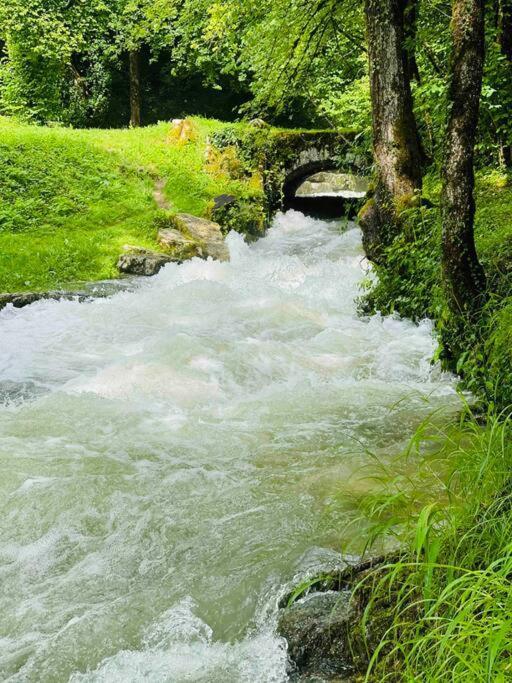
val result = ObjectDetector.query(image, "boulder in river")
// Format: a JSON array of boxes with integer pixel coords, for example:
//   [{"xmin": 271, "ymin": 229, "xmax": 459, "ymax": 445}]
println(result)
[
  {"xmin": 159, "ymin": 213, "xmax": 229, "ymax": 262},
  {"xmin": 279, "ymin": 591, "xmax": 357, "ymax": 682},
  {"xmin": 117, "ymin": 248, "xmax": 177, "ymax": 276},
  {"xmin": 278, "ymin": 554, "xmax": 399, "ymax": 682}
]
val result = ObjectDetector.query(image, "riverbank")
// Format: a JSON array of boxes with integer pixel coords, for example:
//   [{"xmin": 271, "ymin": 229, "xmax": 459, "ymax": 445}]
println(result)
[
  {"xmin": 0, "ymin": 116, "xmax": 263, "ymax": 293},
  {"xmin": 324, "ymin": 169, "xmax": 512, "ymax": 680},
  {"xmin": 363, "ymin": 168, "xmax": 512, "ymax": 411},
  {"xmin": 274, "ymin": 169, "xmax": 512, "ymax": 682}
]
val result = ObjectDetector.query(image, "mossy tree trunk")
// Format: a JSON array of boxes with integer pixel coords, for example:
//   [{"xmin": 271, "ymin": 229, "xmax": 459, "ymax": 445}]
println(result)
[
  {"xmin": 360, "ymin": 0, "xmax": 423, "ymax": 263},
  {"xmin": 441, "ymin": 0, "xmax": 486, "ymax": 315},
  {"xmin": 129, "ymin": 49, "xmax": 141, "ymax": 128},
  {"xmin": 498, "ymin": 0, "xmax": 512, "ymax": 165}
]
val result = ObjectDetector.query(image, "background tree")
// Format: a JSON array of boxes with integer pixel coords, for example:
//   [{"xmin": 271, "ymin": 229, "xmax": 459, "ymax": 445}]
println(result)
[
  {"xmin": 205, "ymin": 0, "xmax": 367, "ymax": 127},
  {"xmin": 0, "ymin": 0, "xmax": 113, "ymax": 124},
  {"xmin": 496, "ymin": 0, "xmax": 512, "ymax": 164},
  {"xmin": 441, "ymin": 0, "xmax": 486, "ymax": 315},
  {"xmin": 359, "ymin": 0, "xmax": 423, "ymax": 262}
]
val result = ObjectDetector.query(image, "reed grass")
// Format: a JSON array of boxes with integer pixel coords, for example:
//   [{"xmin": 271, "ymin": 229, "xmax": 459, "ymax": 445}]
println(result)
[{"xmin": 356, "ymin": 408, "xmax": 512, "ymax": 682}]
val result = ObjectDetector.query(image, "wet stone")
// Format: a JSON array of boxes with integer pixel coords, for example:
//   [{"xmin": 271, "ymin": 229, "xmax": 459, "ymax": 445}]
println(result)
[
  {"xmin": 117, "ymin": 249, "xmax": 177, "ymax": 276},
  {"xmin": 278, "ymin": 591, "xmax": 357, "ymax": 681},
  {"xmin": 167, "ymin": 213, "xmax": 230, "ymax": 261}
]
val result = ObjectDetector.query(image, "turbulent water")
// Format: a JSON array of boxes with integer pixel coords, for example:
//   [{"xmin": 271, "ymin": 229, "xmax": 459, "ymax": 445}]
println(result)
[{"xmin": 0, "ymin": 211, "xmax": 457, "ymax": 682}]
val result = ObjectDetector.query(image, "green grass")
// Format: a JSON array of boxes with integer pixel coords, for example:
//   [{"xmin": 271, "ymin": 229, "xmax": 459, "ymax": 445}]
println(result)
[
  {"xmin": 0, "ymin": 117, "xmax": 260, "ymax": 293},
  {"xmin": 355, "ymin": 408, "xmax": 512, "ymax": 682}
]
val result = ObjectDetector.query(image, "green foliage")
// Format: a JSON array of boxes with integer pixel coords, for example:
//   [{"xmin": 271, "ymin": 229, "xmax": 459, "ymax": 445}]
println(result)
[
  {"xmin": 356, "ymin": 409, "xmax": 512, "ymax": 682},
  {"xmin": 0, "ymin": 0, "xmax": 241, "ymax": 127},
  {"xmin": 318, "ymin": 74, "xmax": 371, "ymax": 133},
  {"xmin": 477, "ymin": 22, "xmax": 512, "ymax": 166},
  {"xmin": 206, "ymin": 0, "xmax": 366, "ymax": 126},
  {"xmin": 0, "ymin": 0, "xmax": 115, "ymax": 124},
  {"xmin": 361, "ymin": 204, "xmax": 442, "ymax": 322},
  {"xmin": 211, "ymin": 198, "xmax": 266, "ymax": 240},
  {"xmin": 485, "ymin": 303, "xmax": 512, "ymax": 412},
  {"xmin": 362, "ymin": 170, "xmax": 512, "ymax": 413}
]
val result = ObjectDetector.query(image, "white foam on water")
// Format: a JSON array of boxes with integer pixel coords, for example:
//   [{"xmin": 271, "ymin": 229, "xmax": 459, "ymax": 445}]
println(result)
[{"xmin": 0, "ymin": 211, "xmax": 458, "ymax": 682}]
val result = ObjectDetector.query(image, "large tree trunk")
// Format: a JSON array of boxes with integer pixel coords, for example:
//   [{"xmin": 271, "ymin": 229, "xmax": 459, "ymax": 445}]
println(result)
[
  {"xmin": 498, "ymin": 0, "xmax": 512, "ymax": 166},
  {"xmin": 441, "ymin": 0, "xmax": 486, "ymax": 315},
  {"xmin": 498, "ymin": 0, "xmax": 512, "ymax": 61},
  {"xmin": 129, "ymin": 49, "xmax": 141, "ymax": 128},
  {"xmin": 360, "ymin": 0, "xmax": 423, "ymax": 263}
]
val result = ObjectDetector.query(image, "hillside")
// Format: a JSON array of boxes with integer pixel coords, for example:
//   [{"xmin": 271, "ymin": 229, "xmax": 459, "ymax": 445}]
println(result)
[{"xmin": 0, "ymin": 117, "xmax": 261, "ymax": 293}]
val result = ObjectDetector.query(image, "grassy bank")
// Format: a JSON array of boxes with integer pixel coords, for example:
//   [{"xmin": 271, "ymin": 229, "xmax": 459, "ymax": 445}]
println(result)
[
  {"xmin": 358, "ymin": 170, "xmax": 512, "ymax": 680},
  {"xmin": 355, "ymin": 408, "xmax": 512, "ymax": 681},
  {"xmin": 0, "ymin": 117, "xmax": 261, "ymax": 293}
]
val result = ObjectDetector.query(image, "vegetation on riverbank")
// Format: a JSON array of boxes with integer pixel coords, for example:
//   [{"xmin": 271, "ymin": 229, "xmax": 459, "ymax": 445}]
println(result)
[
  {"xmin": 362, "ymin": 168, "xmax": 512, "ymax": 411},
  {"xmin": 354, "ymin": 173, "xmax": 512, "ymax": 681},
  {"xmin": 351, "ymin": 407, "xmax": 512, "ymax": 682},
  {"xmin": 0, "ymin": 117, "xmax": 262, "ymax": 292}
]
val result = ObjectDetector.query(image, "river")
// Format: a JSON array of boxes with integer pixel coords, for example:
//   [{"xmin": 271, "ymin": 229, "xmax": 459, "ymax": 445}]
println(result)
[{"xmin": 0, "ymin": 211, "xmax": 457, "ymax": 682}]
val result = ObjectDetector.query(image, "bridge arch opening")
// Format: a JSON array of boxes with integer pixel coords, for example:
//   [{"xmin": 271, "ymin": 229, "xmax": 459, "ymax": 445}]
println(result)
[{"xmin": 283, "ymin": 163, "xmax": 369, "ymax": 218}]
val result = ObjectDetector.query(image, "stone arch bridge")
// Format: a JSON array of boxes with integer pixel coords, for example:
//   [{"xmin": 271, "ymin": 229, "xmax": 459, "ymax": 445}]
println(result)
[{"xmin": 260, "ymin": 129, "xmax": 368, "ymax": 210}]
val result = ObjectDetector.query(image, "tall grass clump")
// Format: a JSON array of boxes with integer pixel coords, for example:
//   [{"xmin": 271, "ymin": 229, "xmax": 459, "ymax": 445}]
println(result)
[{"xmin": 356, "ymin": 408, "xmax": 512, "ymax": 682}]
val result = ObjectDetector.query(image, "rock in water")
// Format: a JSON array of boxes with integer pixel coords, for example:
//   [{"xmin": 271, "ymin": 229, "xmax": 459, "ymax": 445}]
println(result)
[
  {"xmin": 0, "ymin": 292, "xmax": 48, "ymax": 309},
  {"xmin": 117, "ymin": 249, "xmax": 177, "ymax": 276},
  {"xmin": 278, "ymin": 592, "xmax": 357, "ymax": 682},
  {"xmin": 161, "ymin": 213, "xmax": 229, "ymax": 262},
  {"xmin": 277, "ymin": 554, "xmax": 400, "ymax": 681}
]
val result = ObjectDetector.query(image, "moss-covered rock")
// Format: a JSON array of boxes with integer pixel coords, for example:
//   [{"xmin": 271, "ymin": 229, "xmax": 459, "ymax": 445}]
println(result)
[
  {"xmin": 157, "ymin": 213, "xmax": 229, "ymax": 261},
  {"xmin": 117, "ymin": 248, "xmax": 177, "ymax": 276},
  {"xmin": 277, "ymin": 555, "xmax": 400, "ymax": 682}
]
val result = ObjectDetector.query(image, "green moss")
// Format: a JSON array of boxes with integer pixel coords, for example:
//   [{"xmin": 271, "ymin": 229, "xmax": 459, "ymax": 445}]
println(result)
[{"xmin": 358, "ymin": 197, "xmax": 376, "ymax": 221}]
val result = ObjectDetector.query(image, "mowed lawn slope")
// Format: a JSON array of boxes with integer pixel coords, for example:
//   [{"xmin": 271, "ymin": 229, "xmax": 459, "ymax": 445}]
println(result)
[{"xmin": 0, "ymin": 117, "xmax": 255, "ymax": 293}]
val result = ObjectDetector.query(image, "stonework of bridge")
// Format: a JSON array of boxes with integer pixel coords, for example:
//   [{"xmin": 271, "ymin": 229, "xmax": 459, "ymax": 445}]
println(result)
[{"xmin": 261, "ymin": 129, "xmax": 367, "ymax": 209}]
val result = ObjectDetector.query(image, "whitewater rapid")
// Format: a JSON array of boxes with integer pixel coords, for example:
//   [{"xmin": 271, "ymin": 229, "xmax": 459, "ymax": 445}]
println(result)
[{"xmin": 0, "ymin": 211, "xmax": 457, "ymax": 681}]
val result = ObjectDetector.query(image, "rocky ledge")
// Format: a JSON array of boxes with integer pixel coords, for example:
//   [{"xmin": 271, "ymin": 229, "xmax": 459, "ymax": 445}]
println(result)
[
  {"xmin": 278, "ymin": 554, "xmax": 399, "ymax": 682},
  {"xmin": 0, "ymin": 279, "xmax": 135, "ymax": 312},
  {"xmin": 118, "ymin": 213, "xmax": 229, "ymax": 277}
]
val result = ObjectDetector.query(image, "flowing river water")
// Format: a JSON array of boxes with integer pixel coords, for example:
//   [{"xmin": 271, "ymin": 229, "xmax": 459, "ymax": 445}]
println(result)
[{"xmin": 0, "ymin": 211, "xmax": 458, "ymax": 682}]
